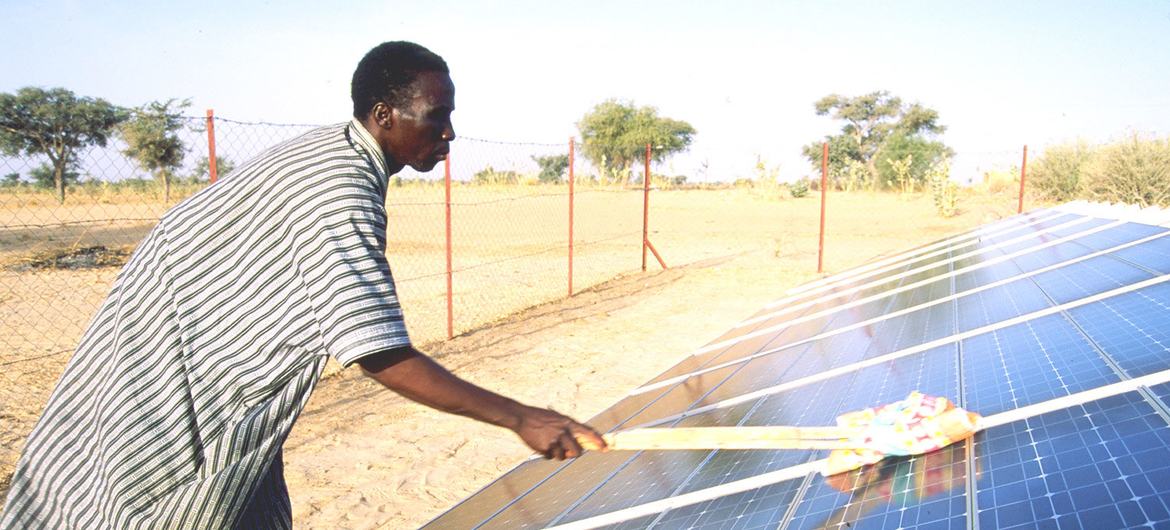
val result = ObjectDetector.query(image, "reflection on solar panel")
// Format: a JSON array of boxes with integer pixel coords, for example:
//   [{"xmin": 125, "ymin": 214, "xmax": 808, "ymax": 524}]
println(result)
[{"xmin": 424, "ymin": 201, "xmax": 1170, "ymax": 530}]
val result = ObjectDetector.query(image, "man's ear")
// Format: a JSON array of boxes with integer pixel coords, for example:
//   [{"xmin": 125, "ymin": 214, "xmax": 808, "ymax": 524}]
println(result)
[{"xmin": 372, "ymin": 102, "xmax": 395, "ymax": 130}]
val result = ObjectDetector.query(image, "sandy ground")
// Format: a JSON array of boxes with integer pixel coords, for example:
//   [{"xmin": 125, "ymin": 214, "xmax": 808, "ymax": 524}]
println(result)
[{"xmin": 0, "ymin": 188, "xmax": 1022, "ymax": 525}]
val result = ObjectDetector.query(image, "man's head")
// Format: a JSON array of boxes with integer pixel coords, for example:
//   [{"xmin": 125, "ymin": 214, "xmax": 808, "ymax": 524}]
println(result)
[{"xmin": 352, "ymin": 41, "xmax": 455, "ymax": 173}]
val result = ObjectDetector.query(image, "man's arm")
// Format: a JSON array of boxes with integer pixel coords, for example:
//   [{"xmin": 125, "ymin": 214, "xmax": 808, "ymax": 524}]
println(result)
[{"xmin": 357, "ymin": 346, "xmax": 606, "ymax": 460}]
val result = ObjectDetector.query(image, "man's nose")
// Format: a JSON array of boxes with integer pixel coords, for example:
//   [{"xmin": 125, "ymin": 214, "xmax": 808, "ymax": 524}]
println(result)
[{"xmin": 441, "ymin": 123, "xmax": 456, "ymax": 142}]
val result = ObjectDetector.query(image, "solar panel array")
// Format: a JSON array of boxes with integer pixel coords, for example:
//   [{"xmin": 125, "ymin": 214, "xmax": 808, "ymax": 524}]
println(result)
[{"xmin": 425, "ymin": 202, "xmax": 1170, "ymax": 530}]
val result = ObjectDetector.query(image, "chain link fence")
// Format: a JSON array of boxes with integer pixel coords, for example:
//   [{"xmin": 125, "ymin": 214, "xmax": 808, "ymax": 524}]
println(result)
[
  {"xmin": 0, "ymin": 115, "xmax": 666, "ymax": 479},
  {"xmin": 0, "ymin": 115, "xmax": 659, "ymax": 363}
]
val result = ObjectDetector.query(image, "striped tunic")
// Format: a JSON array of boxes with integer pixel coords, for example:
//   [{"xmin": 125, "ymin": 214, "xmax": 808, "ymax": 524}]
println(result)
[{"xmin": 1, "ymin": 120, "xmax": 411, "ymax": 529}]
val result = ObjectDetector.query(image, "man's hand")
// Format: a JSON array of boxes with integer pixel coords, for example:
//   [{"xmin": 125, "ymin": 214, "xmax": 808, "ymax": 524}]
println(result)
[{"xmin": 512, "ymin": 405, "xmax": 606, "ymax": 460}]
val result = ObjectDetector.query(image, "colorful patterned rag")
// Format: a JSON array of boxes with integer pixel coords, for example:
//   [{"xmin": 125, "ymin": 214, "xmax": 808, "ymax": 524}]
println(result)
[{"xmin": 823, "ymin": 392, "xmax": 981, "ymax": 476}]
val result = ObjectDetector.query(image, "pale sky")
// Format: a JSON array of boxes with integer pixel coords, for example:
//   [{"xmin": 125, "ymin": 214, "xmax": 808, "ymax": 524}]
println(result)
[{"xmin": 3, "ymin": 0, "xmax": 1170, "ymax": 183}]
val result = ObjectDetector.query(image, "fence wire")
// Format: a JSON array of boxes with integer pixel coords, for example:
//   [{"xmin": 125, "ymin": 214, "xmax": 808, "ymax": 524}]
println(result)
[
  {"xmin": 0, "ymin": 116, "xmax": 657, "ymax": 378},
  {"xmin": 0, "ymin": 116, "xmax": 672, "ymax": 472}
]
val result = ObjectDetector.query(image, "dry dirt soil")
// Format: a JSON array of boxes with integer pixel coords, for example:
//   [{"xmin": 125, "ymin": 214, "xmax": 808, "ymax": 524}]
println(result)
[{"xmin": 0, "ymin": 188, "xmax": 1027, "ymax": 526}]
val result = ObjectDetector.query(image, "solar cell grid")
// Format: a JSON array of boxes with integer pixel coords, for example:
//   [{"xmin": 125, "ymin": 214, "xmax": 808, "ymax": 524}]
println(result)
[
  {"xmin": 552, "ymin": 404, "xmax": 755, "ymax": 525},
  {"xmin": 952, "ymin": 259, "xmax": 1023, "ymax": 292},
  {"xmin": 1000, "ymin": 222, "xmax": 1166, "ymax": 280},
  {"xmin": 989, "ymin": 219, "xmax": 1118, "ymax": 257},
  {"xmin": 477, "ymin": 450, "xmax": 641, "ymax": 529},
  {"xmin": 561, "ymin": 341, "xmax": 964, "ymax": 526},
  {"xmin": 669, "ymin": 344, "xmax": 814, "ymax": 416},
  {"xmin": 704, "ymin": 303, "xmax": 827, "ymax": 351},
  {"xmin": 758, "ymin": 310, "xmax": 905, "ymax": 389},
  {"xmin": 647, "ymin": 478, "xmax": 804, "ymax": 530},
  {"xmin": 1008, "ymin": 237, "xmax": 1098, "ymax": 273},
  {"xmin": 1069, "ymin": 220, "xmax": 1168, "ymax": 250},
  {"xmin": 656, "ymin": 275, "xmax": 932, "ymax": 390},
  {"xmin": 1067, "ymin": 288, "xmax": 1170, "ymax": 379},
  {"xmin": 1029, "ymin": 254, "xmax": 1155, "ymax": 304},
  {"xmin": 756, "ymin": 219, "xmax": 1106, "ymax": 334},
  {"xmin": 697, "ymin": 294, "xmax": 873, "ymax": 363},
  {"xmin": 955, "ymin": 280, "xmax": 1050, "ymax": 332},
  {"xmin": 617, "ymin": 364, "xmax": 749, "ymax": 429},
  {"xmin": 866, "ymin": 295, "xmax": 956, "ymax": 353},
  {"xmin": 1109, "ymin": 233, "xmax": 1170, "ymax": 273},
  {"xmin": 783, "ymin": 208, "xmax": 1085, "ymax": 310},
  {"xmin": 973, "ymin": 392, "xmax": 1170, "ymax": 529},
  {"xmin": 425, "ymin": 205, "xmax": 1170, "ymax": 530},
  {"xmin": 960, "ymin": 314, "xmax": 1121, "ymax": 416},
  {"xmin": 738, "ymin": 284, "xmax": 904, "ymax": 342},
  {"xmin": 775, "ymin": 265, "xmax": 903, "ymax": 307},
  {"xmin": 731, "ymin": 271, "xmax": 951, "ymax": 345},
  {"xmin": 777, "ymin": 213, "xmax": 1068, "ymax": 310},
  {"xmin": 845, "ymin": 261, "xmax": 950, "ymax": 301},
  {"xmin": 595, "ymin": 307, "xmax": 833, "ymax": 431},
  {"xmin": 1153, "ymin": 382, "xmax": 1170, "ymax": 410},
  {"xmin": 969, "ymin": 214, "xmax": 1078, "ymax": 248},
  {"xmin": 1066, "ymin": 282, "xmax": 1170, "ymax": 378},
  {"xmin": 839, "ymin": 344, "xmax": 959, "ymax": 407},
  {"xmin": 775, "ymin": 210, "xmax": 1028, "ymax": 306},
  {"xmin": 783, "ymin": 441, "xmax": 969, "ymax": 530},
  {"xmin": 424, "ymin": 458, "xmax": 567, "ymax": 529},
  {"xmin": 975, "ymin": 216, "xmax": 1088, "ymax": 248}
]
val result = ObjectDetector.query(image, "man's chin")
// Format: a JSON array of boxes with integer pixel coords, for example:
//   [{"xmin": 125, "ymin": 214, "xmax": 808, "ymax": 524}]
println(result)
[{"xmin": 409, "ymin": 159, "xmax": 443, "ymax": 173}]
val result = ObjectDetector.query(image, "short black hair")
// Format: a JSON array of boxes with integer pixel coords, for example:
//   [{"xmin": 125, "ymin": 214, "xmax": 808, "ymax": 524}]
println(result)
[{"xmin": 351, "ymin": 41, "xmax": 449, "ymax": 119}]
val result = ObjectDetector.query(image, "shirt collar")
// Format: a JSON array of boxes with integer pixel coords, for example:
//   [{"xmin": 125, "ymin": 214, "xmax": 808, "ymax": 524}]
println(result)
[{"xmin": 349, "ymin": 118, "xmax": 390, "ymax": 179}]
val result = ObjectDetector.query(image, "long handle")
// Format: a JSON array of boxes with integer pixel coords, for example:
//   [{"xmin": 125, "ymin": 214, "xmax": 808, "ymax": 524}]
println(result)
[{"xmin": 577, "ymin": 426, "xmax": 868, "ymax": 452}]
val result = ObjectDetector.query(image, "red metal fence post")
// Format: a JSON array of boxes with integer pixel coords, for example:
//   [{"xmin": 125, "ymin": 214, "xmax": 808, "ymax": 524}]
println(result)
[
  {"xmin": 206, "ymin": 109, "xmax": 218, "ymax": 184},
  {"xmin": 818, "ymin": 142, "xmax": 828, "ymax": 274},
  {"xmin": 445, "ymin": 155, "xmax": 454, "ymax": 339},
  {"xmin": 642, "ymin": 143, "xmax": 651, "ymax": 271},
  {"xmin": 568, "ymin": 137, "xmax": 575, "ymax": 297},
  {"xmin": 1018, "ymin": 145, "xmax": 1028, "ymax": 214}
]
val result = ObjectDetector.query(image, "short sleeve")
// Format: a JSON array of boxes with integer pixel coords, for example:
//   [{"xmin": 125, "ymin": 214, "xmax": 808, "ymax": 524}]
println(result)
[{"xmin": 294, "ymin": 177, "xmax": 410, "ymax": 366}]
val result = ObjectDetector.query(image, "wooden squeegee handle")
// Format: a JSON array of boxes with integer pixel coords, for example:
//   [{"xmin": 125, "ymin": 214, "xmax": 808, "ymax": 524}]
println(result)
[{"xmin": 576, "ymin": 426, "xmax": 867, "ymax": 452}]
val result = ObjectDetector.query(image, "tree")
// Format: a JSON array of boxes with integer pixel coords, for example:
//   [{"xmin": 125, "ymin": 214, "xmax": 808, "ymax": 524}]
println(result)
[
  {"xmin": 532, "ymin": 154, "xmax": 569, "ymax": 183},
  {"xmin": 578, "ymin": 99, "xmax": 695, "ymax": 185},
  {"xmin": 873, "ymin": 133, "xmax": 952, "ymax": 190},
  {"xmin": 0, "ymin": 87, "xmax": 127, "ymax": 204},
  {"xmin": 801, "ymin": 134, "xmax": 863, "ymax": 189},
  {"xmin": 803, "ymin": 91, "xmax": 948, "ymax": 190},
  {"xmin": 30, "ymin": 162, "xmax": 80, "ymax": 189},
  {"xmin": 3, "ymin": 172, "xmax": 22, "ymax": 186},
  {"xmin": 191, "ymin": 155, "xmax": 236, "ymax": 183},
  {"xmin": 121, "ymin": 99, "xmax": 190, "ymax": 203}
]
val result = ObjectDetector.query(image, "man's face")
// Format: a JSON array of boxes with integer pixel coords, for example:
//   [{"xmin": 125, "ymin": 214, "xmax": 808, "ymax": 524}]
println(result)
[{"xmin": 385, "ymin": 71, "xmax": 456, "ymax": 172}]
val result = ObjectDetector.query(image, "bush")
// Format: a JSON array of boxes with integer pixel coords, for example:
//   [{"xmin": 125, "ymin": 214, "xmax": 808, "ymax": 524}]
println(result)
[
  {"xmin": 982, "ymin": 168, "xmax": 1018, "ymax": 194},
  {"xmin": 472, "ymin": 165, "xmax": 521, "ymax": 185},
  {"xmin": 886, "ymin": 154, "xmax": 914, "ymax": 194},
  {"xmin": 532, "ymin": 154, "xmax": 568, "ymax": 184},
  {"xmin": 927, "ymin": 160, "xmax": 958, "ymax": 217},
  {"xmin": 1084, "ymin": 135, "xmax": 1170, "ymax": 207},
  {"xmin": 1029, "ymin": 141, "xmax": 1095, "ymax": 202},
  {"xmin": 788, "ymin": 179, "xmax": 810, "ymax": 198},
  {"xmin": 1028, "ymin": 135, "xmax": 1169, "ymax": 207}
]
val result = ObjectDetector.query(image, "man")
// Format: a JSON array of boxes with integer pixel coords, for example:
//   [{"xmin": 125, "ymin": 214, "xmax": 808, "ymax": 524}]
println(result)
[{"xmin": 1, "ymin": 41, "xmax": 605, "ymax": 529}]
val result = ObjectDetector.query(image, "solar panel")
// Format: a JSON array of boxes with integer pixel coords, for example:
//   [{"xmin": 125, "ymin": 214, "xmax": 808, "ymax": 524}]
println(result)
[{"xmin": 423, "ymin": 203, "xmax": 1170, "ymax": 529}]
